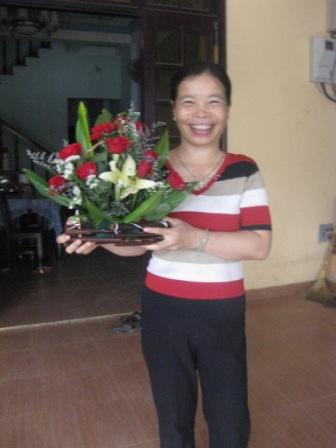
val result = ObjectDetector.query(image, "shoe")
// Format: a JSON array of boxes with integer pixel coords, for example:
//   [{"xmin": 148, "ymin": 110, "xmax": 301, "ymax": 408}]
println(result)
[
  {"xmin": 112, "ymin": 311, "xmax": 142, "ymax": 333},
  {"xmin": 120, "ymin": 311, "xmax": 142, "ymax": 323}
]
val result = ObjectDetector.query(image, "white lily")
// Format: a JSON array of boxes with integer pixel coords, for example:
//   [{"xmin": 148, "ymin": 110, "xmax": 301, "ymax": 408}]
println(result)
[{"xmin": 99, "ymin": 155, "xmax": 157, "ymax": 200}]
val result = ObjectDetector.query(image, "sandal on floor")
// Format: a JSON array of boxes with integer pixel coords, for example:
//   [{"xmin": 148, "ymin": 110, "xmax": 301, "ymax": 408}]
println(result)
[
  {"xmin": 112, "ymin": 312, "xmax": 142, "ymax": 333},
  {"xmin": 120, "ymin": 311, "xmax": 142, "ymax": 323}
]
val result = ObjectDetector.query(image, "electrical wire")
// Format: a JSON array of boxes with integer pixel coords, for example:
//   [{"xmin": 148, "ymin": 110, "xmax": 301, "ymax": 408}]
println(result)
[
  {"xmin": 320, "ymin": 82, "xmax": 336, "ymax": 102},
  {"xmin": 331, "ymin": 82, "xmax": 336, "ymax": 96}
]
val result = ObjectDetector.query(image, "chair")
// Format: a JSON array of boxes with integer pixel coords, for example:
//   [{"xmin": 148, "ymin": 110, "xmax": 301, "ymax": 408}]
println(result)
[{"xmin": 0, "ymin": 191, "xmax": 45, "ymax": 273}]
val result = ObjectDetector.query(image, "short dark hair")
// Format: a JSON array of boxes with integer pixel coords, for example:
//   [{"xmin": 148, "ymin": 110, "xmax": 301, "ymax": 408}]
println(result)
[{"xmin": 170, "ymin": 62, "xmax": 232, "ymax": 105}]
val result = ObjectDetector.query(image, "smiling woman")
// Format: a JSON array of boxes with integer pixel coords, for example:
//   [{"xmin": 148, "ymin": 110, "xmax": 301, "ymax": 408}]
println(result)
[
  {"xmin": 172, "ymin": 73, "xmax": 228, "ymax": 149},
  {"xmin": 57, "ymin": 62, "xmax": 272, "ymax": 448}
]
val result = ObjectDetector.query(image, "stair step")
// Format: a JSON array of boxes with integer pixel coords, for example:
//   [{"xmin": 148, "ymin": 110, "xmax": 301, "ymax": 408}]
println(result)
[{"xmin": 1, "ymin": 38, "xmax": 53, "ymax": 79}]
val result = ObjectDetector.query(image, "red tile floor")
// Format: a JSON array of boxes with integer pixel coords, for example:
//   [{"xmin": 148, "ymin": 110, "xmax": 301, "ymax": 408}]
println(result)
[{"xmin": 0, "ymin": 250, "xmax": 336, "ymax": 447}]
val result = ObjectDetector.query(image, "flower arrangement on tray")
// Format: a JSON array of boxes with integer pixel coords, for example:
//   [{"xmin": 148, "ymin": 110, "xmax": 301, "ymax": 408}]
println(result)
[{"xmin": 25, "ymin": 102, "xmax": 195, "ymax": 245}]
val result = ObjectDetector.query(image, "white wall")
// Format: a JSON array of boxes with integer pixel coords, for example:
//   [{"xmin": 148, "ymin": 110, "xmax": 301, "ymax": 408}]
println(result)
[
  {"xmin": 227, "ymin": 0, "xmax": 336, "ymax": 289},
  {"xmin": 0, "ymin": 41, "xmax": 122, "ymax": 152}
]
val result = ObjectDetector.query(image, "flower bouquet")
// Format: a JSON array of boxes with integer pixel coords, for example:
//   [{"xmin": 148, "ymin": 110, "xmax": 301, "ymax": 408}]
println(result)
[{"xmin": 25, "ymin": 102, "xmax": 194, "ymax": 245}]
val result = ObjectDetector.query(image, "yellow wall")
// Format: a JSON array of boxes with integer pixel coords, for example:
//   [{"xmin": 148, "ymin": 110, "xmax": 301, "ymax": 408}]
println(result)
[{"xmin": 226, "ymin": 0, "xmax": 336, "ymax": 289}]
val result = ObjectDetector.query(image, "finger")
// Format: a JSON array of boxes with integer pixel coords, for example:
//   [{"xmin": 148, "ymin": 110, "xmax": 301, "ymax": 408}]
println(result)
[
  {"xmin": 64, "ymin": 239, "xmax": 83, "ymax": 254},
  {"xmin": 75, "ymin": 241, "xmax": 96, "ymax": 254},
  {"xmin": 143, "ymin": 226, "xmax": 167, "ymax": 236},
  {"xmin": 56, "ymin": 234, "xmax": 71, "ymax": 244}
]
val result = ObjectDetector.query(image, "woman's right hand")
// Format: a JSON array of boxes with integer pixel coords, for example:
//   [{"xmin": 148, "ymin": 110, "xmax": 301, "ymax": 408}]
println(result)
[{"xmin": 56, "ymin": 233, "xmax": 97, "ymax": 255}]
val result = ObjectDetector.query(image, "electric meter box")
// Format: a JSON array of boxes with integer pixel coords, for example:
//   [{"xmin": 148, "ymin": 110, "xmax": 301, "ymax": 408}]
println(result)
[{"xmin": 310, "ymin": 36, "xmax": 336, "ymax": 83}]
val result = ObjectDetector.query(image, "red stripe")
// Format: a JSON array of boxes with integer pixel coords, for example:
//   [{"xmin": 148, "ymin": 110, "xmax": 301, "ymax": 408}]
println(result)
[
  {"xmin": 145, "ymin": 273, "xmax": 245, "ymax": 300},
  {"xmin": 226, "ymin": 153, "xmax": 255, "ymax": 165},
  {"xmin": 241, "ymin": 206, "xmax": 271, "ymax": 227},
  {"xmin": 169, "ymin": 211, "xmax": 240, "ymax": 231}
]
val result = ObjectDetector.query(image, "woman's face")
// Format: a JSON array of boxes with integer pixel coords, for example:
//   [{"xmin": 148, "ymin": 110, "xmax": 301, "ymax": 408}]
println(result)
[{"xmin": 172, "ymin": 72, "xmax": 229, "ymax": 149}]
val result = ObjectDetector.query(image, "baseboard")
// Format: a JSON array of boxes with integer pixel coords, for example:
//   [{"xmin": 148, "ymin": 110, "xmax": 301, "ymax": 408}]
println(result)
[{"xmin": 246, "ymin": 281, "xmax": 314, "ymax": 301}]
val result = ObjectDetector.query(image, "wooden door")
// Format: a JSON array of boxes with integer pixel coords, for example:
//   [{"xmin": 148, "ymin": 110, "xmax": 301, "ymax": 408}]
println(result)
[{"xmin": 141, "ymin": 11, "xmax": 218, "ymax": 141}]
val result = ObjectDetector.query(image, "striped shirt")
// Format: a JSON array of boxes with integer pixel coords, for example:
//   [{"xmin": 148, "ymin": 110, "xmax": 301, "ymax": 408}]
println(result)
[{"xmin": 145, "ymin": 153, "xmax": 272, "ymax": 300}]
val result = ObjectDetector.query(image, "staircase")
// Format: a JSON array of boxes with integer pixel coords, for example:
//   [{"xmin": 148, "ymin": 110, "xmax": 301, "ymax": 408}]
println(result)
[
  {"xmin": 0, "ymin": 36, "xmax": 51, "ymax": 77},
  {"xmin": 0, "ymin": 117, "xmax": 51, "ymax": 185},
  {"xmin": 0, "ymin": 36, "xmax": 53, "ymax": 184}
]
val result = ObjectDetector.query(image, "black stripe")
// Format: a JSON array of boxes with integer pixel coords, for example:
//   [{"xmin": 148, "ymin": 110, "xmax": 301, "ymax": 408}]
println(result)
[
  {"xmin": 218, "ymin": 161, "xmax": 258, "ymax": 181},
  {"xmin": 241, "ymin": 224, "xmax": 272, "ymax": 231}
]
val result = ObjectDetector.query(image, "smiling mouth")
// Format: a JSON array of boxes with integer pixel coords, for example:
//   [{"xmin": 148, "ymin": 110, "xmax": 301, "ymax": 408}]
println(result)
[{"xmin": 189, "ymin": 124, "xmax": 213, "ymax": 135}]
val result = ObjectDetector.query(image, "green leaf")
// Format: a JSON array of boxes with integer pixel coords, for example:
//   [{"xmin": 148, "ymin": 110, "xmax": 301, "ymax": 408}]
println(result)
[
  {"xmin": 123, "ymin": 190, "xmax": 164, "ymax": 223},
  {"xmin": 76, "ymin": 102, "xmax": 92, "ymax": 158},
  {"xmin": 24, "ymin": 169, "xmax": 72, "ymax": 208},
  {"xmin": 94, "ymin": 147, "xmax": 108, "ymax": 164},
  {"xmin": 95, "ymin": 108, "xmax": 113, "ymax": 125},
  {"xmin": 155, "ymin": 130, "xmax": 169, "ymax": 169},
  {"xmin": 144, "ymin": 189, "xmax": 188, "ymax": 221},
  {"xmin": 84, "ymin": 198, "xmax": 115, "ymax": 226}
]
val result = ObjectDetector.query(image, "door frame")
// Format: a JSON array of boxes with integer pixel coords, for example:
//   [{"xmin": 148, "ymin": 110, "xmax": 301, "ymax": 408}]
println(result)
[{"xmin": 2, "ymin": 0, "xmax": 227, "ymax": 120}]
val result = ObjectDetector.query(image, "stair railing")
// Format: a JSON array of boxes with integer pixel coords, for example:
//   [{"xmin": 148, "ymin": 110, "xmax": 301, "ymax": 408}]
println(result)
[{"xmin": 0, "ymin": 117, "xmax": 53, "ymax": 180}]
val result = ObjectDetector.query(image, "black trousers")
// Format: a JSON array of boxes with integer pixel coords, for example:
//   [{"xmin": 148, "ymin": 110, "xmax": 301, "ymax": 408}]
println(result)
[{"xmin": 141, "ymin": 287, "xmax": 250, "ymax": 448}]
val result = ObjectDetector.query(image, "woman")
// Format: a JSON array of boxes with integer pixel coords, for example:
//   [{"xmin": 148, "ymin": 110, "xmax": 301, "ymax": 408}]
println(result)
[{"xmin": 57, "ymin": 62, "xmax": 272, "ymax": 448}]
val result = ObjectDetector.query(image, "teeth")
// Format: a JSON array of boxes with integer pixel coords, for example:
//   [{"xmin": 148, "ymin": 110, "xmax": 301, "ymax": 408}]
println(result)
[{"xmin": 190, "ymin": 124, "xmax": 212, "ymax": 130}]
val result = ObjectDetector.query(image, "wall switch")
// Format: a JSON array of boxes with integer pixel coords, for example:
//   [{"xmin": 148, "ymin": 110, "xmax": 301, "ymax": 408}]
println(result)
[{"xmin": 319, "ymin": 223, "xmax": 334, "ymax": 242}]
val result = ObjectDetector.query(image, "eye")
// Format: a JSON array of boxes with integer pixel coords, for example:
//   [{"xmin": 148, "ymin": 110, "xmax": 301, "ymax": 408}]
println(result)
[
  {"xmin": 181, "ymin": 99, "xmax": 194, "ymax": 105},
  {"xmin": 209, "ymin": 98, "xmax": 223, "ymax": 105}
]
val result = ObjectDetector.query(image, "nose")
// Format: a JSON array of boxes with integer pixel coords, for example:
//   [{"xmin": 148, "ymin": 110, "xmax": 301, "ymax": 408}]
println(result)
[{"xmin": 193, "ymin": 103, "xmax": 209, "ymax": 117}]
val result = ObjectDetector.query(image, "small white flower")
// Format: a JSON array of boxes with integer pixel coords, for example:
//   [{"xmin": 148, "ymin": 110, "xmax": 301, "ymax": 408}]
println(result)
[
  {"xmin": 63, "ymin": 162, "xmax": 75, "ymax": 179},
  {"xmin": 86, "ymin": 175, "xmax": 99, "ymax": 189},
  {"xmin": 64, "ymin": 155, "xmax": 80, "ymax": 164},
  {"xmin": 69, "ymin": 185, "xmax": 82, "ymax": 206},
  {"xmin": 53, "ymin": 158, "xmax": 65, "ymax": 174}
]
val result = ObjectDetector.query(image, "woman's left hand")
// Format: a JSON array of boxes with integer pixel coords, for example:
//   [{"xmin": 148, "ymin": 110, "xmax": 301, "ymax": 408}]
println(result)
[{"xmin": 141, "ymin": 217, "xmax": 203, "ymax": 251}]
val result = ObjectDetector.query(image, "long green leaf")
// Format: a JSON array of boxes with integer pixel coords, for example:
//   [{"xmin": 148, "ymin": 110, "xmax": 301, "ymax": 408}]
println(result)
[
  {"xmin": 155, "ymin": 130, "xmax": 169, "ymax": 169},
  {"xmin": 76, "ymin": 102, "xmax": 92, "ymax": 158},
  {"xmin": 84, "ymin": 198, "xmax": 114, "ymax": 226},
  {"xmin": 144, "ymin": 190, "xmax": 188, "ymax": 221},
  {"xmin": 24, "ymin": 169, "xmax": 72, "ymax": 208},
  {"xmin": 123, "ymin": 190, "xmax": 164, "ymax": 223}
]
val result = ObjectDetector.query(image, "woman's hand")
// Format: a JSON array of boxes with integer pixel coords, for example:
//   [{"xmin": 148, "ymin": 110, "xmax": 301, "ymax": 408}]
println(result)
[
  {"xmin": 141, "ymin": 217, "xmax": 272, "ymax": 261},
  {"xmin": 56, "ymin": 220, "xmax": 147, "ymax": 257},
  {"xmin": 141, "ymin": 217, "xmax": 203, "ymax": 251},
  {"xmin": 56, "ymin": 233, "xmax": 97, "ymax": 255}
]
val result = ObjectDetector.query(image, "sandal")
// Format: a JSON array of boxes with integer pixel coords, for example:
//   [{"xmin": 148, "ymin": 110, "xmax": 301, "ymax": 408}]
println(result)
[
  {"xmin": 120, "ymin": 311, "xmax": 142, "ymax": 323},
  {"xmin": 112, "ymin": 311, "xmax": 142, "ymax": 333}
]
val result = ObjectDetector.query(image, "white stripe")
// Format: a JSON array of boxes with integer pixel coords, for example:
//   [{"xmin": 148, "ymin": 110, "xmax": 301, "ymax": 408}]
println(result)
[
  {"xmin": 174, "ymin": 194, "xmax": 241, "ymax": 214},
  {"xmin": 240, "ymin": 188, "xmax": 269, "ymax": 208},
  {"xmin": 147, "ymin": 255, "xmax": 243, "ymax": 283}
]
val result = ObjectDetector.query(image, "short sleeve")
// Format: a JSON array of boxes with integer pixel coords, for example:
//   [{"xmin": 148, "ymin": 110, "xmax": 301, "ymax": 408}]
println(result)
[{"xmin": 239, "ymin": 161, "xmax": 272, "ymax": 231}]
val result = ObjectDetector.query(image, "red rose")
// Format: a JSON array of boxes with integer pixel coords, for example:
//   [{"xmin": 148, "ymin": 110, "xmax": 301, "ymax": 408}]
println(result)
[
  {"xmin": 90, "ymin": 122, "xmax": 115, "ymax": 141},
  {"xmin": 137, "ymin": 160, "xmax": 153, "ymax": 178},
  {"xmin": 76, "ymin": 162, "xmax": 97, "ymax": 181},
  {"xmin": 137, "ymin": 149, "xmax": 158, "ymax": 178},
  {"xmin": 58, "ymin": 143, "xmax": 82, "ymax": 160},
  {"xmin": 136, "ymin": 120, "xmax": 144, "ymax": 132},
  {"xmin": 48, "ymin": 175, "xmax": 67, "ymax": 191},
  {"xmin": 106, "ymin": 136, "xmax": 131, "ymax": 154},
  {"xmin": 144, "ymin": 149, "xmax": 158, "ymax": 160},
  {"xmin": 167, "ymin": 170, "xmax": 186, "ymax": 190}
]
